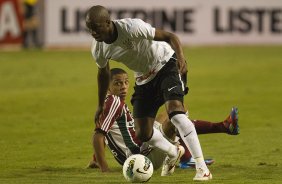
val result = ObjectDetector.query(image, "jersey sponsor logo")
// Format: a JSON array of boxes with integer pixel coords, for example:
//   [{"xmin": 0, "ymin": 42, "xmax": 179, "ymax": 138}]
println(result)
[{"xmin": 136, "ymin": 69, "xmax": 156, "ymax": 83}]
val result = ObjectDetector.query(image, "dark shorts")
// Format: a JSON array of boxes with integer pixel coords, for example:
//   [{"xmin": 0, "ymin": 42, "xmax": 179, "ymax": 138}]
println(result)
[{"xmin": 131, "ymin": 56, "xmax": 185, "ymax": 118}]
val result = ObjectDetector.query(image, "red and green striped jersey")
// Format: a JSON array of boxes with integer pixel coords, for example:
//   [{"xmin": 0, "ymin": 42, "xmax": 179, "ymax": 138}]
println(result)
[{"xmin": 95, "ymin": 95, "xmax": 142, "ymax": 165}]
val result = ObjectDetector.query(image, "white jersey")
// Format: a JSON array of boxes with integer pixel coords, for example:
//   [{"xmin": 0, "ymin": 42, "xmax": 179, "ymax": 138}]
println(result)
[{"xmin": 91, "ymin": 18, "xmax": 175, "ymax": 85}]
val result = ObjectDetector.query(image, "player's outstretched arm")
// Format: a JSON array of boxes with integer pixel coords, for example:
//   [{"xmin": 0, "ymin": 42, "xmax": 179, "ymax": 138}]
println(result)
[
  {"xmin": 93, "ymin": 130, "xmax": 110, "ymax": 172},
  {"xmin": 95, "ymin": 63, "xmax": 110, "ymax": 123}
]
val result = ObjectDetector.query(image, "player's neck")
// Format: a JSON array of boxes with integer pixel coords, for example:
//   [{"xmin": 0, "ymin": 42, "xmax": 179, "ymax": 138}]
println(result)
[{"xmin": 105, "ymin": 22, "xmax": 118, "ymax": 44}]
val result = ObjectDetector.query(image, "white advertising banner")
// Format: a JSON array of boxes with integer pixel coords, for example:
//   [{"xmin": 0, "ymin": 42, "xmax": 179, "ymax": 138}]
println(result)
[{"xmin": 44, "ymin": 0, "xmax": 282, "ymax": 47}]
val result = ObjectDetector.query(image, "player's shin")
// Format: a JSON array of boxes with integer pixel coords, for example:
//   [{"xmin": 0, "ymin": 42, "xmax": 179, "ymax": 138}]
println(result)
[{"xmin": 170, "ymin": 113, "xmax": 208, "ymax": 170}]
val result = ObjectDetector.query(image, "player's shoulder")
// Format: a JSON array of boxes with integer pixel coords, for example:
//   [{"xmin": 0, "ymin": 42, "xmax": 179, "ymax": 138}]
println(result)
[
  {"xmin": 104, "ymin": 95, "xmax": 124, "ymax": 112},
  {"xmin": 115, "ymin": 18, "xmax": 144, "ymax": 23},
  {"xmin": 105, "ymin": 95, "xmax": 123, "ymax": 104},
  {"xmin": 114, "ymin": 18, "xmax": 145, "ymax": 29}
]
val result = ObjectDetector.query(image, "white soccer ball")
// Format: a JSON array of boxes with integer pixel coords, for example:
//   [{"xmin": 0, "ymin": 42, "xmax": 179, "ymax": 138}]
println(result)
[{"xmin": 122, "ymin": 154, "xmax": 154, "ymax": 183}]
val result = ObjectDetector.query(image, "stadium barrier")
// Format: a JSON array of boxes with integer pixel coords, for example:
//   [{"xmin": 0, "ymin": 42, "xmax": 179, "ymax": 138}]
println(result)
[{"xmin": 1, "ymin": 0, "xmax": 282, "ymax": 48}]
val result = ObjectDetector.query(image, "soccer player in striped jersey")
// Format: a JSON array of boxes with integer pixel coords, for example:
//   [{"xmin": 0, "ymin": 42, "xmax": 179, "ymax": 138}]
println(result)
[
  {"xmin": 89, "ymin": 68, "xmax": 239, "ymax": 172},
  {"xmin": 92, "ymin": 68, "xmax": 168, "ymax": 172}
]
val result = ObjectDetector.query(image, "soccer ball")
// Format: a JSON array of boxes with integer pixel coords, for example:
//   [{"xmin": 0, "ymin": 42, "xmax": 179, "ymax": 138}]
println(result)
[{"xmin": 122, "ymin": 154, "xmax": 154, "ymax": 183}]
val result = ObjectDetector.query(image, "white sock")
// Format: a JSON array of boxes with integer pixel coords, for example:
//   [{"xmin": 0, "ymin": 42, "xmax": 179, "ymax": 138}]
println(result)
[
  {"xmin": 156, "ymin": 122, "xmax": 178, "ymax": 144},
  {"xmin": 147, "ymin": 127, "xmax": 177, "ymax": 158},
  {"xmin": 171, "ymin": 113, "xmax": 208, "ymax": 170}
]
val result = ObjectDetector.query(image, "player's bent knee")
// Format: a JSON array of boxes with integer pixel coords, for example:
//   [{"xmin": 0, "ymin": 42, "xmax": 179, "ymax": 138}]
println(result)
[
  {"xmin": 136, "ymin": 130, "xmax": 153, "ymax": 142},
  {"xmin": 168, "ymin": 111, "xmax": 186, "ymax": 120}
]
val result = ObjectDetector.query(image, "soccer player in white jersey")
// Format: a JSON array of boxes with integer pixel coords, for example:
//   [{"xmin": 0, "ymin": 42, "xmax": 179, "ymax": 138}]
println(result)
[
  {"xmin": 85, "ymin": 5, "xmax": 212, "ymax": 180},
  {"xmin": 89, "ymin": 68, "xmax": 239, "ymax": 172}
]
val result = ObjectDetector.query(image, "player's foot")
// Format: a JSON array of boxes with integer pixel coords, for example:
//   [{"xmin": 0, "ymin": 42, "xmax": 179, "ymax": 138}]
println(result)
[
  {"xmin": 161, "ymin": 145, "xmax": 185, "ymax": 176},
  {"xmin": 193, "ymin": 168, "xmax": 212, "ymax": 181},
  {"xmin": 179, "ymin": 158, "xmax": 215, "ymax": 169},
  {"xmin": 223, "ymin": 107, "xmax": 239, "ymax": 135},
  {"xmin": 86, "ymin": 160, "xmax": 99, "ymax": 169}
]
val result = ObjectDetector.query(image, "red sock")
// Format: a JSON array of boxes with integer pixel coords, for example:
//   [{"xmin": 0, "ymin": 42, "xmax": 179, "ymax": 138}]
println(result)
[{"xmin": 192, "ymin": 120, "xmax": 227, "ymax": 134}]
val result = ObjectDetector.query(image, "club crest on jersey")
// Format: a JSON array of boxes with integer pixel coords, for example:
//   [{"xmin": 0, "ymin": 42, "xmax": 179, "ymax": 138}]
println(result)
[{"xmin": 122, "ymin": 38, "xmax": 134, "ymax": 50}]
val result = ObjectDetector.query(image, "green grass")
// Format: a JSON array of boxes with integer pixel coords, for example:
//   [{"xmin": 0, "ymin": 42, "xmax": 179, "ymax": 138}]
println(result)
[{"xmin": 0, "ymin": 46, "xmax": 282, "ymax": 183}]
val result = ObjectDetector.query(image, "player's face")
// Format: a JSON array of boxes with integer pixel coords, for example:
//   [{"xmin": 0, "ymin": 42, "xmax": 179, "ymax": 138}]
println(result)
[
  {"xmin": 109, "ymin": 74, "xmax": 129, "ymax": 100},
  {"xmin": 86, "ymin": 15, "xmax": 111, "ymax": 42}
]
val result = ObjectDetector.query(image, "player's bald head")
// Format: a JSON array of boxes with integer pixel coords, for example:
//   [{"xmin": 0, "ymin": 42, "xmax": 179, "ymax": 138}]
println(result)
[{"xmin": 86, "ymin": 5, "xmax": 110, "ymax": 23}]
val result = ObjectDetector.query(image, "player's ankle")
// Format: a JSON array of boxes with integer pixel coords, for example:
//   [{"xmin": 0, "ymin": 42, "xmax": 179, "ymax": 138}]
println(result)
[{"xmin": 195, "ymin": 157, "xmax": 208, "ymax": 170}]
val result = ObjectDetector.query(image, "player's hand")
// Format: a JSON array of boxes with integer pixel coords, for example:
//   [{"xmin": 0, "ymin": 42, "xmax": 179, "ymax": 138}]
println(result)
[
  {"xmin": 94, "ymin": 106, "xmax": 103, "ymax": 124},
  {"xmin": 100, "ymin": 162, "xmax": 110, "ymax": 172},
  {"xmin": 86, "ymin": 160, "xmax": 100, "ymax": 169},
  {"xmin": 101, "ymin": 166, "xmax": 110, "ymax": 172}
]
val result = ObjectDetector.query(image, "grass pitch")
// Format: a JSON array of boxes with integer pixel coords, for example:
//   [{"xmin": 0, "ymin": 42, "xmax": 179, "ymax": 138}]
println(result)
[{"xmin": 0, "ymin": 46, "xmax": 282, "ymax": 183}]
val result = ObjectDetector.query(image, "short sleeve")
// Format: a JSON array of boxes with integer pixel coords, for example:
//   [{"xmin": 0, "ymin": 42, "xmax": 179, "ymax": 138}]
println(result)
[
  {"xmin": 91, "ymin": 39, "xmax": 108, "ymax": 68},
  {"xmin": 95, "ymin": 95, "xmax": 124, "ymax": 133}
]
